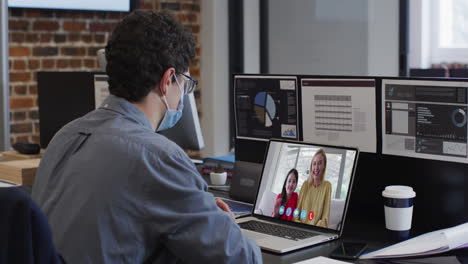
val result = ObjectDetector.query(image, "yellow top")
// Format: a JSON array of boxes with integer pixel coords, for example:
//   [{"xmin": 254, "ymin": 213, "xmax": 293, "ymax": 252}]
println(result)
[{"xmin": 294, "ymin": 180, "xmax": 331, "ymax": 228}]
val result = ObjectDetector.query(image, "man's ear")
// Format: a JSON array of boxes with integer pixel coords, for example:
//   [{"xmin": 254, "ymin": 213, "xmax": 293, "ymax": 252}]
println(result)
[{"xmin": 158, "ymin": 67, "xmax": 176, "ymax": 96}]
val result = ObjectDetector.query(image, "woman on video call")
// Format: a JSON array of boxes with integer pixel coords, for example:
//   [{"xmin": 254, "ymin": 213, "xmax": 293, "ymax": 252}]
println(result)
[
  {"xmin": 295, "ymin": 149, "xmax": 331, "ymax": 227},
  {"xmin": 272, "ymin": 168, "xmax": 299, "ymax": 221}
]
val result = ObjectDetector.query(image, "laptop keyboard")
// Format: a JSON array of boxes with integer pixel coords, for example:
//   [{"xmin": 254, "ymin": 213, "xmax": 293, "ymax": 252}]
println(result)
[{"xmin": 239, "ymin": 220, "xmax": 318, "ymax": 241}]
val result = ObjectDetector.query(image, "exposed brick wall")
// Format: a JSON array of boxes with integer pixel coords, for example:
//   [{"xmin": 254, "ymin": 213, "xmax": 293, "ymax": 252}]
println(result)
[{"xmin": 7, "ymin": 0, "xmax": 201, "ymax": 147}]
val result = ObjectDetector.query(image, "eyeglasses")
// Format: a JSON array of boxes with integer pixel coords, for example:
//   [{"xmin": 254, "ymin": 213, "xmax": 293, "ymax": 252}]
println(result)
[{"xmin": 178, "ymin": 73, "xmax": 198, "ymax": 94}]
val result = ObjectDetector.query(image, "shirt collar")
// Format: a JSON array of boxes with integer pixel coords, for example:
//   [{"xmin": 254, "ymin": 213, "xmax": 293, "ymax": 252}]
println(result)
[{"xmin": 99, "ymin": 94, "xmax": 153, "ymax": 131}]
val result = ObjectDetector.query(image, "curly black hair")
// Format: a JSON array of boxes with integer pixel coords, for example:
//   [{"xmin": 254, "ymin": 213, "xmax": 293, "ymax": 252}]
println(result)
[{"xmin": 105, "ymin": 10, "xmax": 195, "ymax": 102}]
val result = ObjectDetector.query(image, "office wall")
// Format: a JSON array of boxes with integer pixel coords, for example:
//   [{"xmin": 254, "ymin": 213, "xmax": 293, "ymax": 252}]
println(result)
[
  {"xmin": 267, "ymin": 0, "xmax": 398, "ymax": 76},
  {"xmin": 7, "ymin": 0, "xmax": 201, "ymax": 145}
]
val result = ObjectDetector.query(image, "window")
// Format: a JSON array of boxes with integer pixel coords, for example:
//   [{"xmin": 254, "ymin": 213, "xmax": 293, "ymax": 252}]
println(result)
[{"xmin": 431, "ymin": 0, "xmax": 468, "ymax": 63}]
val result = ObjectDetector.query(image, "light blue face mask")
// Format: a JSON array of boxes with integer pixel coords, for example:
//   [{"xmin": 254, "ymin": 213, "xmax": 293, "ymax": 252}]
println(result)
[{"xmin": 156, "ymin": 77, "xmax": 184, "ymax": 132}]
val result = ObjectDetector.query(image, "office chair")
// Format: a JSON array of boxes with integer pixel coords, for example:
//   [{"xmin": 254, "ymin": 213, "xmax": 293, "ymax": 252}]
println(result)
[{"xmin": 0, "ymin": 187, "xmax": 64, "ymax": 264}]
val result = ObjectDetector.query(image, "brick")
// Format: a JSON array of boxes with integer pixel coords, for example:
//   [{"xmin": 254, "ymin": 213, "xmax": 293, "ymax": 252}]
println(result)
[
  {"xmin": 89, "ymin": 22, "xmax": 114, "ymax": 32},
  {"xmin": 10, "ymin": 97, "xmax": 34, "ymax": 109},
  {"xmin": 40, "ymin": 33, "xmax": 53, "ymax": 42},
  {"xmin": 29, "ymin": 110, "xmax": 39, "ymax": 120},
  {"xmin": 28, "ymin": 85, "xmax": 37, "ymax": 95},
  {"xmin": 195, "ymin": 47, "xmax": 200, "ymax": 57},
  {"xmin": 28, "ymin": 60, "xmax": 40, "ymax": 70},
  {"xmin": 140, "ymin": 2, "xmax": 154, "ymax": 9},
  {"xmin": 54, "ymin": 34, "xmax": 67, "ymax": 43},
  {"xmin": 10, "ymin": 72, "xmax": 31, "ymax": 82},
  {"xmin": 190, "ymin": 68, "xmax": 200, "ymax": 78},
  {"xmin": 107, "ymin": 12, "xmax": 125, "ymax": 19},
  {"xmin": 34, "ymin": 122, "xmax": 40, "ymax": 133},
  {"xmin": 10, "ymin": 9, "xmax": 23, "ymax": 17},
  {"xmin": 68, "ymin": 33, "xmax": 80, "ymax": 42},
  {"xmin": 181, "ymin": 3, "xmax": 200, "ymax": 12},
  {"xmin": 14, "ymin": 85, "xmax": 27, "ymax": 95},
  {"xmin": 13, "ymin": 111, "xmax": 27, "ymax": 121},
  {"xmin": 186, "ymin": 25, "xmax": 200, "ymax": 34},
  {"xmin": 63, "ymin": 21, "xmax": 87, "ymax": 32},
  {"xmin": 33, "ymin": 21, "xmax": 59, "ymax": 31},
  {"xmin": 15, "ymin": 135, "xmax": 30, "ymax": 143},
  {"xmin": 31, "ymin": 135, "xmax": 40, "ymax": 144},
  {"xmin": 96, "ymin": 12, "xmax": 107, "ymax": 19},
  {"xmin": 9, "ymin": 46, "xmax": 30, "ymax": 57},
  {"xmin": 187, "ymin": 13, "xmax": 198, "ymax": 23},
  {"xmin": 10, "ymin": 32, "xmax": 25, "ymax": 43},
  {"xmin": 87, "ymin": 47, "xmax": 103, "ymax": 56},
  {"xmin": 11, "ymin": 123, "xmax": 33, "ymax": 134},
  {"xmin": 13, "ymin": 60, "xmax": 26, "ymax": 70},
  {"xmin": 81, "ymin": 34, "xmax": 93, "ymax": 43},
  {"xmin": 56, "ymin": 10, "xmax": 81, "ymax": 19},
  {"xmin": 191, "ymin": 58, "xmax": 200, "ymax": 67},
  {"xmin": 57, "ymin": 59, "xmax": 69, "ymax": 68},
  {"xmin": 94, "ymin": 34, "xmax": 106, "ymax": 43},
  {"xmin": 176, "ymin": 13, "xmax": 187, "ymax": 22},
  {"xmin": 25, "ymin": 33, "xmax": 39, "ymax": 43},
  {"xmin": 84, "ymin": 59, "xmax": 96, "ymax": 68},
  {"xmin": 61, "ymin": 47, "xmax": 86, "ymax": 56},
  {"xmin": 25, "ymin": 10, "xmax": 41, "ymax": 18},
  {"xmin": 70, "ymin": 59, "xmax": 82, "ymax": 68},
  {"xmin": 39, "ymin": 10, "xmax": 55, "ymax": 18},
  {"xmin": 42, "ymin": 59, "xmax": 55, "ymax": 69},
  {"xmin": 81, "ymin": 11, "xmax": 95, "ymax": 19},
  {"xmin": 33, "ymin": 47, "xmax": 58, "ymax": 56},
  {"xmin": 161, "ymin": 2, "xmax": 181, "ymax": 10},
  {"xmin": 9, "ymin": 20, "xmax": 29, "ymax": 31}
]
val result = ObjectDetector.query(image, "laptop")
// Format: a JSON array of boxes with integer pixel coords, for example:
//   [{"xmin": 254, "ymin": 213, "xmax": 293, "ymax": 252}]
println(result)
[{"xmin": 236, "ymin": 139, "xmax": 359, "ymax": 253}]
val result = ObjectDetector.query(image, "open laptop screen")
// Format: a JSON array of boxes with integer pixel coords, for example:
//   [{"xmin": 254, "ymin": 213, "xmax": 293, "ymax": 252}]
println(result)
[{"xmin": 254, "ymin": 140, "xmax": 358, "ymax": 232}]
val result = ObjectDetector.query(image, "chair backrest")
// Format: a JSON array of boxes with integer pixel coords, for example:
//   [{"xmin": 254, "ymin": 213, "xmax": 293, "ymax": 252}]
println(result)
[{"xmin": 0, "ymin": 187, "xmax": 64, "ymax": 264}]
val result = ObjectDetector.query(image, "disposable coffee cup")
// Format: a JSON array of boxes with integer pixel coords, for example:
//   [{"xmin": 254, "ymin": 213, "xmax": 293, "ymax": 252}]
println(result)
[{"xmin": 382, "ymin": 185, "xmax": 416, "ymax": 241}]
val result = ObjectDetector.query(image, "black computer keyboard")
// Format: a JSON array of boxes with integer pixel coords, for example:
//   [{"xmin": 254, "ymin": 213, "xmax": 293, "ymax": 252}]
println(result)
[{"xmin": 239, "ymin": 220, "xmax": 318, "ymax": 241}]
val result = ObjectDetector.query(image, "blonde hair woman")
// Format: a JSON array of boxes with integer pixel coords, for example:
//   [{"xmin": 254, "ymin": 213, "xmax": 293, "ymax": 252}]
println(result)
[{"xmin": 294, "ymin": 149, "xmax": 332, "ymax": 227}]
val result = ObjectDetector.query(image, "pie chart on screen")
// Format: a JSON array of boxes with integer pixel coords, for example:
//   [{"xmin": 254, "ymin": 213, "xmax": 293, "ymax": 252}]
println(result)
[{"xmin": 254, "ymin": 92, "xmax": 276, "ymax": 127}]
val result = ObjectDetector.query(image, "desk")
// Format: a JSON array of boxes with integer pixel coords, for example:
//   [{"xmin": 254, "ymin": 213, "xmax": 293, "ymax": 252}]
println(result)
[{"xmin": 210, "ymin": 190, "xmax": 468, "ymax": 264}]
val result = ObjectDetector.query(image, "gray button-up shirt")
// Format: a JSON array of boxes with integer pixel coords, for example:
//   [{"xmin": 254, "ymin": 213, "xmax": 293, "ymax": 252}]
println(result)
[{"xmin": 32, "ymin": 95, "xmax": 261, "ymax": 264}]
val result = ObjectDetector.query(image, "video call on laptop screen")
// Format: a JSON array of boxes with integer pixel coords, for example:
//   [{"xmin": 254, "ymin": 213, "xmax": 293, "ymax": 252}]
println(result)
[{"xmin": 254, "ymin": 140, "xmax": 358, "ymax": 231}]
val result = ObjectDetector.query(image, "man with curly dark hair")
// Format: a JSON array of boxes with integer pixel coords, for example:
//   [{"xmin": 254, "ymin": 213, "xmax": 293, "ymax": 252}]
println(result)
[{"xmin": 32, "ymin": 10, "xmax": 261, "ymax": 264}]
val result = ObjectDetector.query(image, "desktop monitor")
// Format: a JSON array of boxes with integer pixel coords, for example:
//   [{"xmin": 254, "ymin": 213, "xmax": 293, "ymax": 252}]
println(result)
[{"xmin": 37, "ymin": 71, "xmax": 204, "ymax": 150}]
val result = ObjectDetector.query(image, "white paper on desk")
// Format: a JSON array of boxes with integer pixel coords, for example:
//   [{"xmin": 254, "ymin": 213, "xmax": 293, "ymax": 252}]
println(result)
[
  {"xmin": 301, "ymin": 79, "xmax": 377, "ymax": 153},
  {"xmin": 360, "ymin": 222, "xmax": 468, "ymax": 259},
  {"xmin": 444, "ymin": 222, "xmax": 468, "ymax": 249},
  {"xmin": 294, "ymin": 256, "xmax": 352, "ymax": 264}
]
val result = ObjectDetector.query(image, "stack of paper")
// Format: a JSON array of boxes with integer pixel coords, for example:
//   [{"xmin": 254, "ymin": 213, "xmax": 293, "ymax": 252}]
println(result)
[{"xmin": 360, "ymin": 222, "xmax": 468, "ymax": 259}]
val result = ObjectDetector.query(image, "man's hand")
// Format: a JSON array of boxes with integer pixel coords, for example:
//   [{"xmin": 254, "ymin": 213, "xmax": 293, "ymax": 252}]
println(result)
[{"xmin": 216, "ymin": 198, "xmax": 235, "ymax": 221}]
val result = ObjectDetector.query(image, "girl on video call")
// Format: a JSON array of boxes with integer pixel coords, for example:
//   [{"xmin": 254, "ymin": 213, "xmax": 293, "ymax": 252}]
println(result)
[
  {"xmin": 295, "ymin": 149, "xmax": 331, "ymax": 227},
  {"xmin": 272, "ymin": 168, "xmax": 299, "ymax": 221}
]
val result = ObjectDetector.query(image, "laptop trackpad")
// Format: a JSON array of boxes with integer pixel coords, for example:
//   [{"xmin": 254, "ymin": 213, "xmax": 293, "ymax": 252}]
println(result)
[{"xmin": 243, "ymin": 229, "xmax": 270, "ymax": 240}]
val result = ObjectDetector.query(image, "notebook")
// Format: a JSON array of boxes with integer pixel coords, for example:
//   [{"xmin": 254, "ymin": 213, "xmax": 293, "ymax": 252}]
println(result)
[{"xmin": 236, "ymin": 139, "xmax": 359, "ymax": 253}]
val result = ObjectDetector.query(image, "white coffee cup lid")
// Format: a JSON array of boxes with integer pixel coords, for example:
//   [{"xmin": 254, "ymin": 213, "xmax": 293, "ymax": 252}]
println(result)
[{"xmin": 382, "ymin": 185, "xmax": 416, "ymax": 199}]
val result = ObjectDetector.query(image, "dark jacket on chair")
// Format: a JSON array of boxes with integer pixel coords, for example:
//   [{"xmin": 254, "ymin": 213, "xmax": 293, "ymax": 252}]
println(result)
[{"xmin": 0, "ymin": 187, "xmax": 64, "ymax": 264}]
